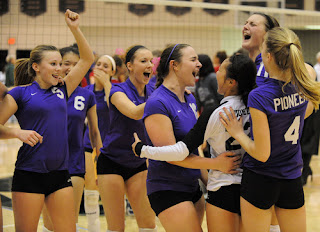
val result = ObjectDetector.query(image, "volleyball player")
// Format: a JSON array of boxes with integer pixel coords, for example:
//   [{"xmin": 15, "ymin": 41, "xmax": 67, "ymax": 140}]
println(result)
[
  {"xmin": 133, "ymin": 53, "xmax": 256, "ymax": 232},
  {"xmin": 82, "ymin": 54, "xmax": 115, "ymax": 231},
  {"xmin": 243, "ymin": 14, "xmax": 317, "ymax": 231},
  {"xmin": 0, "ymin": 82, "xmax": 9, "ymax": 231},
  {"xmin": 142, "ymin": 44, "xmax": 242, "ymax": 232},
  {"xmin": 42, "ymin": 45, "xmax": 102, "ymax": 232},
  {"xmin": 97, "ymin": 45, "xmax": 156, "ymax": 232},
  {"xmin": 0, "ymin": 10, "xmax": 94, "ymax": 231},
  {"xmin": 220, "ymin": 27, "xmax": 320, "ymax": 232}
]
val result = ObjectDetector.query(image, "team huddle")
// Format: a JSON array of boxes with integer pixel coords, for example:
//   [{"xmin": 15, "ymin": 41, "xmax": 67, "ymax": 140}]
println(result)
[{"xmin": 0, "ymin": 8, "xmax": 320, "ymax": 232}]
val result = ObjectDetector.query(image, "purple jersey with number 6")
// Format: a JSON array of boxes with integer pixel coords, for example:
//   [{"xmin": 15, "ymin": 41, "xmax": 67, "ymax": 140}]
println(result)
[{"xmin": 68, "ymin": 86, "xmax": 96, "ymax": 175}]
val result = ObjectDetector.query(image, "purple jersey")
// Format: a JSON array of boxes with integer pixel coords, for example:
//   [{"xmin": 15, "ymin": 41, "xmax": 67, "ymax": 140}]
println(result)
[
  {"xmin": 255, "ymin": 53, "xmax": 269, "ymax": 87},
  {"xmin": 68, "ymin": 86, "xmax": 96, "ymax": 175},
  {"xmin": 8, "ymin": 82, "xmax": 69, "ymax": 173},
  {"xmin": 144, "ymin": 85, "xmax": 201, "ymax": 195},
  {"xmin": 100, "ymin": 78, "xmax": 154, "ymax": 168},
  {"xmin": 83, "ymin": 84, "xmax": 110, "ymax": 151},
  {"xmin": 243, "ymin": 78, "xmax": 307, "ymax": 179}
]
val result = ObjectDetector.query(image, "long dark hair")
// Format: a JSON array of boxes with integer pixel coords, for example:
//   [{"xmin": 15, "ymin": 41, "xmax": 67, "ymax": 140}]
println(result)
[
  {"xmin": 253, "ymin": 13, "xmax": 280, "ymax": 31},
  {"xmin": 60, "ymin": 45, "xmax": 79, "ymax": 58},
  {"xmin": 226, "ymin": 54, "xmax": 257, "ymax": 106},
  {"xmin": 198, "ymin": 54, "xmax": 215, "ymax": 77}
]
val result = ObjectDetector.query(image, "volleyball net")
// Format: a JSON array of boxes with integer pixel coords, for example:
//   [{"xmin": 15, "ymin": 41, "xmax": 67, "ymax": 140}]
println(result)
[{"xmin": 1, "ymin": 0, "xmax": 320, "ymax": 64}]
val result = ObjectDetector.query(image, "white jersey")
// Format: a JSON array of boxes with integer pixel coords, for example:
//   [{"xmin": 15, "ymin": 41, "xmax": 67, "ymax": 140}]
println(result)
[{"xmin": 205, "ymin": 95, "xmax": 250, "ymax": 191}]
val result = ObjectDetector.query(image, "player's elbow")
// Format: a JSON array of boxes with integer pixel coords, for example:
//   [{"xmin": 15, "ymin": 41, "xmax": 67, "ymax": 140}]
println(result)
[{"xmin": 254, "ymin": 150, "xmax": 270, "ymax": 163}]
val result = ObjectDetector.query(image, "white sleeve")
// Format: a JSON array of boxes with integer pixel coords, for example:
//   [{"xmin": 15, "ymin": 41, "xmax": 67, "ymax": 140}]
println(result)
[{"xmin": 140, "ymin": 141, "xmax": 189, "ymax": 161}]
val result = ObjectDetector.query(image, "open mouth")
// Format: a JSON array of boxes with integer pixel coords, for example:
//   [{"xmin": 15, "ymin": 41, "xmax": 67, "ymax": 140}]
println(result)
[
  {"xmin": 192, "ymin": 71, "xmax": 198, "ymax": 77},
  {"xmin": 244, "ymin": 34, "xmax": 251, "ymax": 40},
  {"xmin": 143, "ymin": 72, "xmax": 151, "ymax": 78},
  {"xmin": 52, "ymin": 74, "xmax": 59, "ymax": 79}
]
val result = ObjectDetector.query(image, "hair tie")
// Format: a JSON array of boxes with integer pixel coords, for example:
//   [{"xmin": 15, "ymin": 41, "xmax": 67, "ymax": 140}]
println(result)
[
  {"xmin": 125, "ymin": 45, "xmax": 145, "ymax": 64},
  {"xmin": 102, "ymin": 55, "xmax": 116, "ymax": 72},
  {"xmin": 165, "ymin": 44, "xmax": 180, "ymax": 69},
  {"xmin": 288, "ymin": 43, "xmax": 295, "ymax": 47}
]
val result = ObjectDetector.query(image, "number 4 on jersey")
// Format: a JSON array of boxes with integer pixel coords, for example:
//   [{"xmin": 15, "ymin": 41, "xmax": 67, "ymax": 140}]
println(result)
[{"xmin": 284, "ymin": 116, "xmax": 300, "ymax": 144}]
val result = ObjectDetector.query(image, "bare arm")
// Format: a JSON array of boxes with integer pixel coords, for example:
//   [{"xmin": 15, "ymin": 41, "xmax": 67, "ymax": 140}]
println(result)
[
  {"xmin": 86, "ymin": 105, "xmax": 103, "ymax": 156},
  {"xmin": 0, "ymin": 94, "xmax": 42, "ymax": 146},
  {"xmin": 220, "ymin": 107, "xmax": 271, "ymax": 162},
  {"xmin": 63, "ymin": 10, "xmax": 94, "ymax": 97},
  {"xmin": 305, "ymin": 63, "xmax": 317, "ymax": 118},
  {"xmin": 0, "ymin": 82, "xmax": 7, "ymax": 101},
  {"xmin": 111, "ymin": 92, "xmax": 145, "ymax": 120},
  {"xmin": 132, "ymin": 105, "xmax": 217, "ymax": 160},
  {"xmin": 93, "ymin": 69, "xmax": 112, "ymax": 107},
  {"xmin": 145, "ymin": 114, "xmax": 240, "ymax": 173}
]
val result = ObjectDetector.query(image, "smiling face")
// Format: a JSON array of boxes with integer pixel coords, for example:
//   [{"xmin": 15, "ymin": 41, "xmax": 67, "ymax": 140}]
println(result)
[
  {"xmin": 94, "ymin": 56, "xmax": 114, "ymax": 76},
  {"xmin": 127, "ymin": 48, "xmax": 154, "ymax": 85},
  {"xmin": 60, "ymin": 52, "xmax": 79, "ymax": 78},
  {"xmin": 33, "ymin": 51, "xmax": 62, "ymax": 88},
  {"xmin": 174, "ymin": 46, "xmax": 202, "ymax": 87},
  {"xmin": 242, "ymin": 14, "xmax": 268, "ymax": 54}
]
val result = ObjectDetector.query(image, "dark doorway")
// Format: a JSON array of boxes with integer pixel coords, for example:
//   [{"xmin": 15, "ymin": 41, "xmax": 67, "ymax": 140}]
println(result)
[
  {"xmin": 16, "ymin": 50, "xmax": 31, "ymax": 59},
  {"xmin": 0, "ymin": 50, "xmax": 8, "ymax": 72}
]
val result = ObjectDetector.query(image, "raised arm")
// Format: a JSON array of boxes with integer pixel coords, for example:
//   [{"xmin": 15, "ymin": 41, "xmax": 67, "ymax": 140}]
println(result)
[
  {"xmin": 93, "ymin": 69, "xmax": 112, "ymax": 107},
  {"xmin": 63, "ymin": 10, "xmax": 94, "ymax": 97}
]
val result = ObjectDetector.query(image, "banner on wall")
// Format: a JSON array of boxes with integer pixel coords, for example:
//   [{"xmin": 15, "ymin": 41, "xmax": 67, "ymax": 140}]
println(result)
[
  {"xmin": 128, "ymin": 4, "xmax": 154, "ymax": 16},
  {"xmin": 166, "ymin": 0, "xmax": 191, "ymax": 16},
  {"xmin": 203, "ymin": 0, "xmax": 228, "ymax": 16},
  {"xmin": 21, "ymin": 0, "xmax": 46, "ymax": 17},
  {"xmin": 282, "ymin": 0, "xmax": 303, "ymax": 10},
  {"xmin": 241, "ymin": 1, "xmax": 266, "ymax": 7},
  {"xmin": 316, "ymin": 0, "xmax": 320, "ymax": 11},
  {"xmin": 59, "ymin": 0, "xmax": 84, "ymax": 13}
]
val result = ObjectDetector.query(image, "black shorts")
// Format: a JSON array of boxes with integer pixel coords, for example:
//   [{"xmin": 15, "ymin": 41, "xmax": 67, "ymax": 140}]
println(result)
[
  {"xmin": 241, "ymin": 168, "xmax": 304, "ymax": 210},
  {"xmin": 70, "ymin": 173, "xmax": 85, "ymax": 179},
  {"xmin": 85, "ymin": 148, "xmax": 93, "ymax": 153},
  {"xmin": 97, "ymin": 154, "xmax": 147, "ymax": 181},
  {"xmin": 206, "ymin": 184, "xmax": 241, "ymax": 215},
  {"xmin": 12, "ymin": 169, "xmax": 72, "ymax": 197},
  {"xmin": 148, "ymin": 186, "xmax": 203, "ymax": 216}
]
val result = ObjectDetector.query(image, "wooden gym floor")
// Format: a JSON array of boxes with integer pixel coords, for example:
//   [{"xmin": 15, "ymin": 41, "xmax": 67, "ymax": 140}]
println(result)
[{"xmin": 0, "ymin": 122, "xmax": 320, "ymax": 231}]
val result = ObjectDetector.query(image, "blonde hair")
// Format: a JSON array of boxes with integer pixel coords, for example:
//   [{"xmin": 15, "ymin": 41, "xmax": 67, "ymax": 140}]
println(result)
[
  {"xmin": 14, "ymin": 45, "xmax": 58, "ymax": 86},
  {"xmin": 265, "ymin": 27, "xmax": 320, "ymax": 110}
]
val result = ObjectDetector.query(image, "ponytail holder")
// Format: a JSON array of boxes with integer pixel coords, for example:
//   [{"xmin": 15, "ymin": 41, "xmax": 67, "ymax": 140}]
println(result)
[
  {"xmin": 288, "ymin": 43, "xmax": 295, "ymax": 47},
  {"xmin": 165, "ymin": 44, "xmax": 179, "ymax": 69}
]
